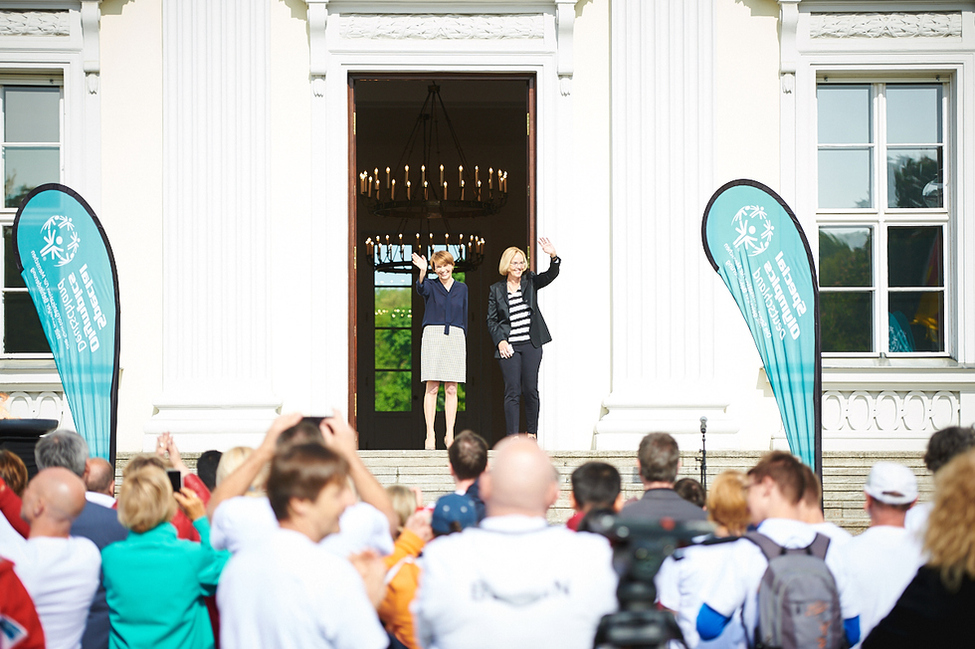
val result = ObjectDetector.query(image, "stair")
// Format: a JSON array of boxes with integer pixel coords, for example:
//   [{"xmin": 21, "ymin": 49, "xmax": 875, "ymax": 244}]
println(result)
[{"xmin": 117, "ymin": 450, "xmax": 932, "ymax": 534}]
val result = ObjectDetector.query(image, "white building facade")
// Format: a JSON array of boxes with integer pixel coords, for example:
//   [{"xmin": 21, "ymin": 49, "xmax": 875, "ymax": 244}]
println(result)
[{"xmin": 0, "ymin": 0, "xmax": 972, "ymax": 455}]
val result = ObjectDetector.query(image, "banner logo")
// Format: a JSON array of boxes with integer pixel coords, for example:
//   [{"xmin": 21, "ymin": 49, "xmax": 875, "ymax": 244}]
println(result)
[
  {"xmin": 40, "ymin": 214, "xmax": 81, "ymax": 267},
  {"xmin": 732, "ymin": 204, "xmax": 773, "ymax": 256}
]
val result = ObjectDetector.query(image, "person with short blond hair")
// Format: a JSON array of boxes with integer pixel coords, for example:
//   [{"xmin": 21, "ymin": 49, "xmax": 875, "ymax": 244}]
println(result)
[
  {"xmin": 656, "ymin": 470, "xmax": 751, "ymax": 648},
  {"xmin": 412, "ymin": 247, "xmax": 468, "ymax": 450},
  {"xmin": 102, "ymin": 465, "xmax": 228, "ymax": 649},
  {"xmin": 486, "ymin": 237, "xmax": 561, "ymax": 438}
]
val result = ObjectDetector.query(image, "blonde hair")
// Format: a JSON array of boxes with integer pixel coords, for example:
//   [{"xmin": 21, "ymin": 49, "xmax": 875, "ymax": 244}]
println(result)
[
  {"xmin": 122, "ymin": 454, "xmax": 167, "ymax": 477},
  {"xmin": 216, "ymin": 446, "xmax": 267, "ymax": 496},
  {"xmin": 386, "ymin": 484, "xmax": 417, "ymax": 536},
  {"xmin": 925, "ymin": 448, "xmax": 975, "ymax": 591},
  {"xmin": 706, "ymin": 471, "xmax": 750, "ymax": 536},
  {"xmin": 430, "ymin": 250, "xmax": 454, "ymax": 268},
  {"xmin": 117, "ymin": 466, "xmax": 176, "ymax": 533},
  {"xmin": 498, "ymin": 247, "xmax": 527, "ymax": 276}
]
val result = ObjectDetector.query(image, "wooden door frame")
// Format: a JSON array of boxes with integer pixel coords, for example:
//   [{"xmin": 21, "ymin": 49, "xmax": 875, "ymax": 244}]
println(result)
[{"xmin": 347, "ymin": 71, "xmax": 538, "ymax": 433}]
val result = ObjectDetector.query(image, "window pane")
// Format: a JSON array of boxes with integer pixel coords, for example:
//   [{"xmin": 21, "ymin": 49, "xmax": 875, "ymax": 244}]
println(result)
[
  {"xmin": 3, "ymin": 227, "xmax": 24, "ymax": 288},
  {"xmin": 818, "ymin": 85, "xmax": 872, "ymax": 144},
  {"xmin": 887, "ymin": 84, "xmax": 942, "ymax": 144},
  {"xmin": 888, "ymin": 227, "xmax": 943, "ymax": 288},
  {"xmin": 819, "ymin": 227, "xmax": 872, "ymax": 288},
  {"xmin": 435, "ymin": 382, "xmax": 466, "ymax": 412},
  {"xmin": 375, "ymin": 329, "xmax": 411, "ymax": 370},
  {"xmin": 4, "ymin": 292, "xmax": 50, "ymax": 353},
  {"xmin": 4, "ymin": 87, "xmax": 59, "ymax": 143},
  {"xmin": 375, "ymin": 371, "xmax": 411, "ymax": 412},
  {"xmin": 821, "ymin": 292, "xmax": 873, "ymax": 352},
  {"xmin": 819, "ymin": 149, "xmax": 872, "ymax": 209},
  {"xmin": 374, "ymin": 287, "xmax": 412, "ymax": 328},
  {"xmin": 889, "ymin": 291, "xmax": 944, "ymax": 353},
  {"xmin": 887, "ymin": 148, "xmax": 942, "ymax": 208},
  {"xmin": 4, "ymin": 147, "xmax": 59, "ymax": 208}
]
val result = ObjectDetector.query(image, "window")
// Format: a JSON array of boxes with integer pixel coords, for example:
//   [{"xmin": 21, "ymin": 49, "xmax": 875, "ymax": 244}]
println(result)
[
  {"xmin": 817, "ymin": 81, "xmax": 947, "ymax": 356},
  {"xmin": 0, "ymin": 81, "xmax": 61, "ymax": 356}
]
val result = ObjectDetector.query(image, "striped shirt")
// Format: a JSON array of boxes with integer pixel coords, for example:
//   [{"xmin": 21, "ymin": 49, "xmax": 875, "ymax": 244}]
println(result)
[{"xmin": 508, "ymin": 288, "xmax": 532, "ymax": 343}]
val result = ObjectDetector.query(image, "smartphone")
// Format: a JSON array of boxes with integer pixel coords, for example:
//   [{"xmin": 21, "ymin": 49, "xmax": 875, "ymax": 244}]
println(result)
[
  {"xmin": 301, "ymin": 415, "xmax": 333, "ymax": 427},
  {"xmin": 167, "ymin": 469, "xmax": 182, "ymax": 493}
]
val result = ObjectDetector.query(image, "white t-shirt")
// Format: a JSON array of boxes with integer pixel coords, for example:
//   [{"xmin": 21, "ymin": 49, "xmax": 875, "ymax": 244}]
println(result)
[
  {"xmin": 904, "ymin": 501, "xmax": 932, "ymax": 543},
  {"xmin": 656, "ymin": 541, "xmax": 746, "ymax": 649},
  {"xmin": 833, "ymin": 525, "xmax": 923, "ymax": 648},
  {"xmin": 210, "ymin": 496, "xmax": 393, "ymax": 556},
  {"xmin": 2, "ymin": 536, "xmax": 101, "ymax": 649},
  {"xmin": 217, "ymin": 527, "xmax": 387, "ymax": 649},
  {"xmin": 414, "ymin": 515, "xmax": 618, "ymax": 649},
  {"xmin": 811, "ymin": 521, "xmax": 853, "ymax": 548},
  {"xmin": 700, "ymin": 518, "xmax": 859, "ymax": 646}
]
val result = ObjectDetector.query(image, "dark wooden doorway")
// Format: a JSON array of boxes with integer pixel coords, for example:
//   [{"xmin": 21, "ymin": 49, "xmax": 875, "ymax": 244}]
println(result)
[{"xmin": 350, "ymin": 74, "xmax": 536, "ymax": 449}]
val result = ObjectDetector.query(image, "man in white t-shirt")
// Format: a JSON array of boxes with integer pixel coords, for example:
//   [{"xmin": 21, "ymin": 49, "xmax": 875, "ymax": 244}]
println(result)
[
  {"xmin": 697, "ymin": 451, "xmax": 861, "ymax": 648},
  {"xmin": 0, "ymin": 467, "xmax": 100, "ymax": 649},
  {"xmin": 218, "ymin": 442, "xmax": 388, "ymax": 649},
  {"xmin": 836, "ymin": 462, "xmax": 923, "ymax": 648},
  {"xmin": 207, "ymin": 411, "xmax": 396, "ymax": 557},
  {"xmin": 414, "ymin": 436, "xmax": 618, "ymax": 649}
]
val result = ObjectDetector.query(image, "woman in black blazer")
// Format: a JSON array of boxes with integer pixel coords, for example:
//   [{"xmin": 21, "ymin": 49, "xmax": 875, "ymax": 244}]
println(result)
[{"xmin": 486, "ymin": 237, "xmax": 560, "ymax": 437}]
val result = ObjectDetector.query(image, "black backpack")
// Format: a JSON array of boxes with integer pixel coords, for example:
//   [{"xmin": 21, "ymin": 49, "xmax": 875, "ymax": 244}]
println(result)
[{"xmin": 745, "ymin": 531, "xmax": 845, "ymax": 649}]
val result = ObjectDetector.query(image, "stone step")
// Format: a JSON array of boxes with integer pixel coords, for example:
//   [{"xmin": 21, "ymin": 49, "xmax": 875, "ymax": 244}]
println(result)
[{"xmin": 116, "ymin": 450, "xmax": 930, "ymax": 532}]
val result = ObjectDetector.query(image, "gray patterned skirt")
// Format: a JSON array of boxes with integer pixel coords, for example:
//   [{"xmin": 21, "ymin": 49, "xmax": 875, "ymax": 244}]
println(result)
[{"xmin": 420, "ymin": 325, "xmax": 467, "ymax": 383}]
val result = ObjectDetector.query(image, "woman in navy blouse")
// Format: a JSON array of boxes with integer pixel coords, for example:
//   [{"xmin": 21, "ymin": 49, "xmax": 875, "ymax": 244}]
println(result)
[{"xmin": 412, "ymin": 249, "xmax": 468, "ymax": 450}]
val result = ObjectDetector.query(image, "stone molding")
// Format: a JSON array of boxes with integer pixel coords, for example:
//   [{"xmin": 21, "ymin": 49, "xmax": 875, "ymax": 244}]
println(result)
[
  {"xmin": 338, "ymin": 13, "xmax": 544, "ymax": 40},
  {"xmin": 810, "ymin": 12, "xmax": 962, "ymax": 39},
  {"xmin": 823, "ymin": 389, "xmax": 959, "ymax": 434},
  {"xmin": 0, "ymin": 11, "xmax": 69, "ymax": 36}
]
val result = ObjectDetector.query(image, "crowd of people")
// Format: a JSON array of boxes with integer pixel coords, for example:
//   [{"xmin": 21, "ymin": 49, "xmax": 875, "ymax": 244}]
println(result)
[{"xmin": 1, "ymin": 420, "xmax": 975, "ymax": 648}]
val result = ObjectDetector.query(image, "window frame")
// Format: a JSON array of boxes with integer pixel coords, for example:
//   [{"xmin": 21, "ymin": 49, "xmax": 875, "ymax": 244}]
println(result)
[
  {"xmin": 0, "ymin": 75, "xmax": 64, "ymax": 359},
  {"xmin": 816, "ymin": 76, "xmax": 952, "ymax": 359}
]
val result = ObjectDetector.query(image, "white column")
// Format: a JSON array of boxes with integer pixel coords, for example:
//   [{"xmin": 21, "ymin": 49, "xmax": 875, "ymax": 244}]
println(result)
[
  {"xmin": 146, "ymin": 0, "xmax": 280, "ymax": 450},
  {"xmin": 595, "ymin": 0, "xmax": 738, "ymax": 450}
]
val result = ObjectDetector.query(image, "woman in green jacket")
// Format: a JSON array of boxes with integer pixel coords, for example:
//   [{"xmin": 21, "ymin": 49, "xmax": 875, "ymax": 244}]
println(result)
[{"xmin": 102, "ymin": 464, "xmax": 229, "ymax": 649}]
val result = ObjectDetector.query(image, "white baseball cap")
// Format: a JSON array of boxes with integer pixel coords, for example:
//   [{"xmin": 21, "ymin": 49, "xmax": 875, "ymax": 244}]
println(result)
[{"xmin": 864, "ymin": 462, "xmax": 918, "ymax": 505}]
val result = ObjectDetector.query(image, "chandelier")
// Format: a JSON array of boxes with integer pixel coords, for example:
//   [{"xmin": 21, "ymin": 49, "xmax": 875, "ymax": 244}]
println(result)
[{"xmin": 357, "ymin": 83, "xmax": 507, "ymax": 273}]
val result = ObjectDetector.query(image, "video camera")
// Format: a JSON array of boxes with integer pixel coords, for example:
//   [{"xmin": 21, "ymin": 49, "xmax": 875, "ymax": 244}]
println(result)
[{"xmin": 586, "ymin": 513, "xmax": 714, "ymax": 649}]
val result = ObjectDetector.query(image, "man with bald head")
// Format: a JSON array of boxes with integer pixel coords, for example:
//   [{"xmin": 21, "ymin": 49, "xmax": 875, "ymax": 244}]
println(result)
[
  {"xmin": 0, "ymin": 467, "xmax": 100, "ymax": 649},
  {"xmin": 83, "ymin": 458, "xmax": 115, "ymax": 506},
  {"xmin": 414, "ymin": 437, "xmax": 618, "ymax": 649}
]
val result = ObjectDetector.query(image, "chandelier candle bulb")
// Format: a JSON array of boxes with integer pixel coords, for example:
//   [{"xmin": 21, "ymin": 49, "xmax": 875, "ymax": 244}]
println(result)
[
  {"xmin": 406, "ymin": 180, "xmax": 411, "ymax": 200},
  {"xmin": 440, "ymin": 164, "xmax": 444, "ymax": 186},
  {"xmin": 405, "ymin": 165, "xmax": 410, "ymax": 184},
  {"xmin": 424, "ymin": 180, "xmax": 429, "ymax": 200},
  {"xmin": 477, "ymin": 180, "xmax": 482, "ymax": 200},
  {"xmin": 475, "ymin": 166, "xmax": 479, "ymax": 185},
  {"xmin": 386, "ymin": 167, "xmax": 391, "ymax": 189},
  {"xmin": 458, "ymin": 165, "xmax": 463, "ymax": 186},
  {"xmin": 391, "ymin": 179, "xmax": 396, "ymax": 200},
  {"xmin": 443, "ymin": 181, "xmax": 448, "ymax": 199},
  {"xmin": 368, "ymin": 176, "xmax": 373, "ymax": 197},
  {"xmin": 460, "ymin": 179, "xmax": 465, "ymax": 200},
  {"xmin": 421, "ymin": 165, "xmax": 426, "ymax": 185}
]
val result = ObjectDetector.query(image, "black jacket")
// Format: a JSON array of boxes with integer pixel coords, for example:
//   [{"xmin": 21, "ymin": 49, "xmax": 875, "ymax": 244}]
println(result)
[{"xmin": 486, "ymin": 256, "xmax": 560, "ymax": 357}]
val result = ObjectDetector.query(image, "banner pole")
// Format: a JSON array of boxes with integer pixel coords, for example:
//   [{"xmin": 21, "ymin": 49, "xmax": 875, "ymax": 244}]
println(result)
[{"xmin": 700, "ymin": 416, "xmax": 708, "ymax": 492}]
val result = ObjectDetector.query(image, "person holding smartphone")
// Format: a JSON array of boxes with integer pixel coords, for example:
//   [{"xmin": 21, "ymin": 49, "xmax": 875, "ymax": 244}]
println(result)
[
  {"xmin": 412, "ymin": 250, "xmax": 468, "ymax": 450},
  {"xmin": 486, "ymin": 238, "xmax": 560, "ymax": 438}
]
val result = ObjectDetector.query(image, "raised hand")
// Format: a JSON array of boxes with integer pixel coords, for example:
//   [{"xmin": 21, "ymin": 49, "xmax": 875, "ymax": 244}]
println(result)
[
  {"xmin": 174, "ymin": 487, "xmax": 206, "ymax": 521},
  {"xmin": 538, "ymin": 237, "xmax": 557, "ymax": 257},
  {"xmin": 412, "ymin": 252, "xmax": 428, "ymax": 272}
]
